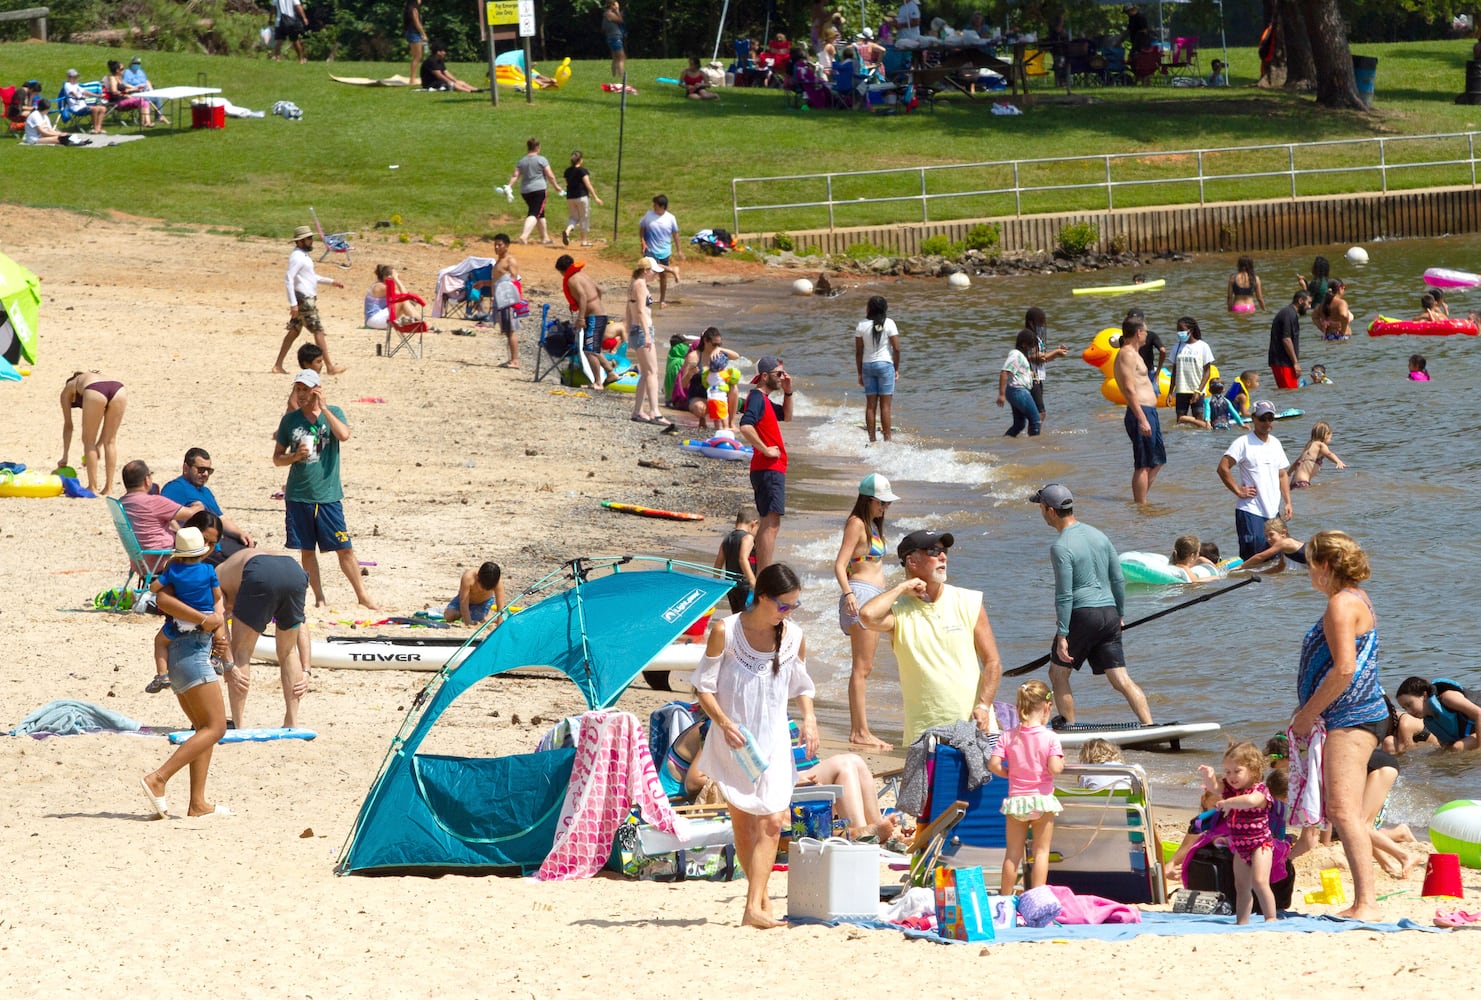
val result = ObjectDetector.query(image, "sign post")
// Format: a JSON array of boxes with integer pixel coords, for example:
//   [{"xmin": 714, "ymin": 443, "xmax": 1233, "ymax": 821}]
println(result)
[
  {"xmin": 485, "ymin": 0, "xmax": 519, "ymax": 106},
  {"xmin": 519, "ymin": 0, "xmax": 536, "ymax": 105}
]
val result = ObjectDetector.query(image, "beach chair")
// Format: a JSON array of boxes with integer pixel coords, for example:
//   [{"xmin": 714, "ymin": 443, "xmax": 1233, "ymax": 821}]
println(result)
[
  {"xmin": 915, "ymin": 741, "xmax": 1009, "ymax": 872},
  {"xmin": 1046, "ymin": 763, "xmax": 1166, "ymax": 904},
  {"xmin": 55, "ymin": 80, "xmax": 103, "ymax": 128},
  {"xmin": 533, "ymin": 304, "xmax": 576, "ymax": 384},
  {"xmin": 1130, "ymin": 46, "xmax": 1164, "ymax": 85},
  {"xmin": 381, "ymin": 275, "xmax": 427, "ymax": 359},
  {"xmin": 106, "ymin": 497, "xmax": 172, "ymax": 601},
  {"xmin": 458, "ymin": 263, "xmax": 495, "ymax": 321},
  {"xmin": 309, "ymin": 206, "xmax": 352, "ymax": 268},
  {"xmin": 1166, "ymin": 36, "xmax": 1199, "ymax": 80},
  {"xmin": 829, "ymin": 61, "xmax": 859, "ymax": 110}
]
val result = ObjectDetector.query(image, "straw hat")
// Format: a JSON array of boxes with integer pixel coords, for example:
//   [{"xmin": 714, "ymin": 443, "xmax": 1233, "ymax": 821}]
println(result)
[
  {"xmin": 291, "ymin": 225, "xmax": 315, "ymax": 243},
  {"xmin": 172, "ymin": 527, "xmax": 209, "ymax": 558}
]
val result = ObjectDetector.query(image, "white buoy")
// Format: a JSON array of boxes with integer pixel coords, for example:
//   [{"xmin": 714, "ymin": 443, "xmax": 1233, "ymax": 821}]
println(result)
[
  {"xmin": 792, "ymin": 278, "xmax": 814, "ymax": 296},
  {"xmin": 947, "ymin": 272, "xmax": 971, "ymax": 289},
  {"xmin": 1346, "ymin": 246, "xmax": 1369, "ymax": 264}
]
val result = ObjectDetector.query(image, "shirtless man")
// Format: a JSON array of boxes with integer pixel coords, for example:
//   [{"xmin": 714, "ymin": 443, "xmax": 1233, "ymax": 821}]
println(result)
[
  {"xmin": 1317, "ymin": 279, "xmax": 1352, "ymax": 340},
  {"xmin": 554, "ymin": 254, "xmax": 612, "ymax": 388},
  {"xmin": 1113, "ymin": 315, "xmax": 1165, "ymax": 504},
  {"xmin": 215, "ymin": 548, "xmax": 312, "ymax": 728},
  {"xmin": 491, "ymin": 234, "xmax": 522, "ymax": 368}
]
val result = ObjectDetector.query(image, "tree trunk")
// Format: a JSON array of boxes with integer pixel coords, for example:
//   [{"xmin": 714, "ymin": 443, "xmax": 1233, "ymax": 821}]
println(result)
[
  {"xmin": 1281, "ymin": 0, "xmax": 1315, "ymax": 90},
  {"xmin": 1299, "ymin": 0, "xmax": 1365, "ymax": 109}
]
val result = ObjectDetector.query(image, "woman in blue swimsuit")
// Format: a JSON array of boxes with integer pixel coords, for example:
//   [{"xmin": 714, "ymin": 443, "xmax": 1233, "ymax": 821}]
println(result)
[
  {"xmin": 832, "ymin": 473, "xmax": 900, "ymax": 751},
  {"xmin": 1292, "ymin": 530, "xmax": 1386, "ymax": 922}
]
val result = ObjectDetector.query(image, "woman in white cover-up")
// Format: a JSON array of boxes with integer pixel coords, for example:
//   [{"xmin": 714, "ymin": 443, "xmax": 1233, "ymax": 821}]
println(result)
[{"xmin": 693, "ymin": 563, "xmax": 817, "ymax": 929}]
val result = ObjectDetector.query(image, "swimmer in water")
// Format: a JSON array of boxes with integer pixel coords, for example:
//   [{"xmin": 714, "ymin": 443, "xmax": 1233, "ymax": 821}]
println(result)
[
  {"xmin": 1289, "ymin": 420, "xmax": 1346, "ymax": 489},
  {"xmin": 1407, "ymin": 354, "xmax": 1430, "ymax": 381},
  {"xmin": 1414, "ymin": 293, "xmax": 1445, "ymax": 323},
  {"xmin": 1228, "ymin": 256, "xmax": 1265, "ymax": 313}
]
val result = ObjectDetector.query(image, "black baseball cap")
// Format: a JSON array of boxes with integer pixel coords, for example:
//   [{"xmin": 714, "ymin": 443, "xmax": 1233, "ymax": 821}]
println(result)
[{"xmin": 897, "ymin": 530, "xmax": 954, "ymax": 559}]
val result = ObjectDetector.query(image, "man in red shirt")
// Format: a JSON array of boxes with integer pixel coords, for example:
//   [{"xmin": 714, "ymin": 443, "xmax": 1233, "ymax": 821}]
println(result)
[
  {"xmin": 119, "ymin": 460, "xmax": 203, "ymax": 551},
  {"xmin": 736, "ymin": 355, "xmax": 793, "ymax": 573}
]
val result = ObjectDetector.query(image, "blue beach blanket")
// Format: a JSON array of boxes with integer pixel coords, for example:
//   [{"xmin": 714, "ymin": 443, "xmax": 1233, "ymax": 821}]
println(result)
[
  {"xmin": 11, "ymin": 699, "xmax": 143, "ymax": 736},
  {"xmin": 789, "ymin": 911, "xmax": 1442, "ymax": 943}
]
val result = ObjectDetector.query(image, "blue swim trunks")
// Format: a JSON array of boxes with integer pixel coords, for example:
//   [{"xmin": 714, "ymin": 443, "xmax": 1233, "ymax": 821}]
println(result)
[
  {"xmin": 1124, "ymin": 404, "xmax": 1167, "ymax": 469},
  {"xmin": 445, "ymin": 593, "xmax": 495, "ymax": 623}
]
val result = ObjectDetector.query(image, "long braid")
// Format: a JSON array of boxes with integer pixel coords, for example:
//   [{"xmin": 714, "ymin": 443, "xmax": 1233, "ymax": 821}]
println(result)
[{"xmin": 772, "ymin": 620, "xmax": 783, "ymax": 676}]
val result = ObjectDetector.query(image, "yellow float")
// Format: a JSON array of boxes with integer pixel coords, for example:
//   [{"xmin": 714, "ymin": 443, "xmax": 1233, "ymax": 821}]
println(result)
[
  {"xmin": 1082, "ymin": 326, "xmax": 1218, "ymax": 407},
  {"xmin": 0, "ymin": 470, "xmax": 64, "ymax": 498}
]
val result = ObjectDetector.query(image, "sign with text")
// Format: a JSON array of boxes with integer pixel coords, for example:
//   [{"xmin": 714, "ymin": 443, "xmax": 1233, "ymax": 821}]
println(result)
[
  {"xmin": 518, "ymin": 0, "xmax": 535, "ymax": 37},
  {"xmin": 486, "ymin": 1, "xmax": 518, "ymax": 26}
]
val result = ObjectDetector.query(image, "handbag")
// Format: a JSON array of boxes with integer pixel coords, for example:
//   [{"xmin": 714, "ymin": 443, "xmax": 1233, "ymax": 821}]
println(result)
[{"xmin": 933, "ymin": 864, "xmax": 995, "ymax": 941}]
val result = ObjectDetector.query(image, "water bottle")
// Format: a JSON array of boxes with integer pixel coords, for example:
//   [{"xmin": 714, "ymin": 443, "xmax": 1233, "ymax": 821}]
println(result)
[{"xmin": 730, "ymin": 724, "xmax": 769, "ymax": 782}]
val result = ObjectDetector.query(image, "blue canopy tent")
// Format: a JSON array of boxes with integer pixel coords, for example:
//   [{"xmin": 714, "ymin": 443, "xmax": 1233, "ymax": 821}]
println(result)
[{"xmin": 336, "ymin": 556, "xmax": 733, "ymax": 875}]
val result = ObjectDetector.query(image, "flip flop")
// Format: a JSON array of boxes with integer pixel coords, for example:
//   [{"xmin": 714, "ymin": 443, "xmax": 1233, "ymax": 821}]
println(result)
[
  {"xmin": 1435, "ymin": 909, "xmax": 1481, "ymax": 928},
  {"xmin": 649, "ymin": 416, "xmax": 675, "ymax": 428},
  {"xmin": 139, "ymin": 776, "xmax": 168, "ymax": 819}
]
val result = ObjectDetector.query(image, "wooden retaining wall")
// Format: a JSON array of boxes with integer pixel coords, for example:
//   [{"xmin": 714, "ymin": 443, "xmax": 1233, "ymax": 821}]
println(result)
[{"xmin": 744, "ymin": 186, "xmax": 1481, "ymax": 256}]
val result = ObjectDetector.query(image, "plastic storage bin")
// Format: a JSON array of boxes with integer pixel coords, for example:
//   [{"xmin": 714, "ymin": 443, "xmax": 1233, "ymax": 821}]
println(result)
[{"xmin": 787, "ymin": 837, "xmax": 880, "ymax": 920}]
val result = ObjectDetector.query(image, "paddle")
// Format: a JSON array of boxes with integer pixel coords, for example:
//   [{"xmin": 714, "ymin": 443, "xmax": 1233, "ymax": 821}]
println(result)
[{"xmin": 1003, "ymin": 573, "xmax": 1261, "ymax": 678}]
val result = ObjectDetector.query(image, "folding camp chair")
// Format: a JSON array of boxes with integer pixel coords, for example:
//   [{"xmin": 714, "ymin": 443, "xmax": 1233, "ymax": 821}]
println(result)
[
  {"xmin": 915, "ymin": 741, "xmax": 1009, "ymax": 872},
  {"xmin": 829, "ymin": 61, "xmax": 859, "ymax": 110},
  {"xmin": 381, "ymin": 276, "xmax": 427, "ymax": 358},
  {"xmin": 533, "ymin": 304, "xmax": 576, "ymax": 383},
  {"xmin": 55, "ymin": 80, "xmax": 103, "ymax": 129},
  {"xmin": 1048, "ymin": 763, "xmax": 1167, "ymax": 903},
  {"xmin": 1130, "ymin": 46, "xmax": 1164, "ymax": 85},
  {"xmin": 309, "ymin": 206, "xmax": 352, "ymax": 268},
  {"xmin": 1165, "ymin": 36, "xmax": 1199, "ymax": 80},
  {"xmin": 459, "ymin": 264, "xmax": 495, "ymax": 321},
  {"xmin": 106, "ymin": 497, "xmax": 172, "ymax": 603}
]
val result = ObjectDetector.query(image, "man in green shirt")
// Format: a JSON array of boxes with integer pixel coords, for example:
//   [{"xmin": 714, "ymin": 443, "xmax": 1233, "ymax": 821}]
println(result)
[
  {"xmin": 273, "ymin": 370, "xmax": 378, "ymax": 609},
  {"xmin": 1033, "ymin": 483, "xmax": 1152, "ymax": 726}
]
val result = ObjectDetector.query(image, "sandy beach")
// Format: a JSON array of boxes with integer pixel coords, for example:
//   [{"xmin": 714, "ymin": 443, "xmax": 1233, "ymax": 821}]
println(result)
[{"xmin": 0, "ymin": 208, "xmax": 1474, "ymax": 997}]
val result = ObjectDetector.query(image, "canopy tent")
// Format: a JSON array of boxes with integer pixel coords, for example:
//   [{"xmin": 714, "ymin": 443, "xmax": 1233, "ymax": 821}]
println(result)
[
  {"xmin": 335, "ymin": 557, "xmax": 733, "ymax": 875},
  {"xmin": 0, "ymin": 252, "xmax": 41, "ymax": 369}
]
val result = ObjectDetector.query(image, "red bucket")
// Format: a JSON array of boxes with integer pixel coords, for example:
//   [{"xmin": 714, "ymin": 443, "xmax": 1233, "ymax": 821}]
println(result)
[
  {"xmin": 191, "ymin": 100, "xmax": 225, "ymax": 129},
  {"xmin": 1422, "ymin": 853, "xmax": 1464, "ymax": 899},
  {"xmin": 682, "ymin": 611, "xmax": 713, "ymax": 638}
]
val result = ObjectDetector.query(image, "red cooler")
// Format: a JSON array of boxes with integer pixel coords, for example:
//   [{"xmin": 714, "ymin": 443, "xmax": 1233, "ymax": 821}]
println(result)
[{"xmin": 191, "ymin": 99, "xmax": 225, "ymax": 129}]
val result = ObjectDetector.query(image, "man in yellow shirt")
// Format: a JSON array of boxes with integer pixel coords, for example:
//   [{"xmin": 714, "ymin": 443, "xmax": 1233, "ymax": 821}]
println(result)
[{"xmin": 859, "ymin": 530, "xmax": 1004, "ymax": 746}]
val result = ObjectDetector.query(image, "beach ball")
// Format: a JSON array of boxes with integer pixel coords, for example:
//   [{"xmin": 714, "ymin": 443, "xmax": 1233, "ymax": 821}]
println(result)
[
  {"xmin": 1345, "ymin": 246, "xmax": 1369, "ymax": 264},
  {"xmin": 947, "ymin": 272, "xmax": 971, "ymax": 289},
  {"xmin": 1429, "ymin": 799, "xmax": 1481, "ymax": 868},
  {"xmin": 792, "ymin": 278, "xmax": 814, "ymax": 296}
]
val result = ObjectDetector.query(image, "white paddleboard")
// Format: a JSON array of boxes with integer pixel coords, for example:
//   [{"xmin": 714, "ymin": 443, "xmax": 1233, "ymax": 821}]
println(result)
[
  {"xmin": 252, "ymin": 633, "xmax": 705, "ymax": 674},
  {"xmin": 1053, "ymin": 721, "xmax": 1220, "ymax": 751}
]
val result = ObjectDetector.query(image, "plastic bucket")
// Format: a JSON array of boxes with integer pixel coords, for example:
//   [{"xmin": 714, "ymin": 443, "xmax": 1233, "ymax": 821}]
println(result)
[{"xmin": 1352, "ymin": 55, "xmax": 1377, "ymax": 107}]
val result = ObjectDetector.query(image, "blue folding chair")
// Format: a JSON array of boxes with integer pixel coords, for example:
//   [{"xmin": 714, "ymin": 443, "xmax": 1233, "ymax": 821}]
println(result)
[{"xmin": 105, "ymin": 497, "xmax": 172, "ymax": 605}]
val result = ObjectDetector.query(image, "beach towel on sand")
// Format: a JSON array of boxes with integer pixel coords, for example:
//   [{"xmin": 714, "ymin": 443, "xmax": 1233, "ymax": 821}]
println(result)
[
  {"xmin": 536, "ymin": 710, "xmax": 683, "ymax": 881},
  {"xmin": 12, "ymin": 699, "xmax": 142, "ymax": 736},
  {"xmin": 1287, "ymin": 721, "xmax": 1325, "ymax": 829}
]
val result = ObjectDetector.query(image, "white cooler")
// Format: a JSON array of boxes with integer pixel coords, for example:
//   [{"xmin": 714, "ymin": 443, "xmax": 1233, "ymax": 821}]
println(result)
[{"xmin": 787, "ymin": 837, "xmax": 880, "ymax": 921}]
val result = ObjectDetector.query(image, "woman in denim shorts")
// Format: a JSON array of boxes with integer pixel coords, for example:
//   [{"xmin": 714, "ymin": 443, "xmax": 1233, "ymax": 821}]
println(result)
[{"xmin": 854, "ymin": 295, "xmax": 901, "ymax": 442}]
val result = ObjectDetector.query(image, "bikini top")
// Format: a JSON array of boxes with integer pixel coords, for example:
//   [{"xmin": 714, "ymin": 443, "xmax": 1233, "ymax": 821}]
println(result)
[
  {"xmin": 848, "ymin": 524, "xmax": 885, "ymax": 567},
  {"xmin": 1231, "ymin": 274, "xmax": 1253, "ymax": 296}
]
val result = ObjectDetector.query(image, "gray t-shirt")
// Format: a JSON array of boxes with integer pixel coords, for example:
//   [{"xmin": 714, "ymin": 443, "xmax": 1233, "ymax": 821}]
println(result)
[{"xmin": 515, "ymin": 153, "xmax": 551, "ymax": 194}]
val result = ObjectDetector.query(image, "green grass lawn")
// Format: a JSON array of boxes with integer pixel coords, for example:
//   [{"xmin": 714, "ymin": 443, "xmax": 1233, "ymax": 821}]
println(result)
[{"xmin": 5, "ymin": 38, "xmax": 1481, "ymax": 251}]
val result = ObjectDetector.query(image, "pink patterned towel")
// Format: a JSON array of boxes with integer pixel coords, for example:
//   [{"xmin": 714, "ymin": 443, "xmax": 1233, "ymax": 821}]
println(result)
[
  {"xmin": 536, "ymin": 710, "xmax": 683, "ymax": 881},
  {"xmin": 1286, "ymin": 720, "xmax": 1326, "ymax": 829}
]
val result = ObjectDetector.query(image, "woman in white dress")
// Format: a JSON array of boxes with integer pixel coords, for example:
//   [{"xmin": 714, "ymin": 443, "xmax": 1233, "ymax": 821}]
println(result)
[{"xmin": 693, "ymin": 563, "xmax": 817, "ymax": 929}]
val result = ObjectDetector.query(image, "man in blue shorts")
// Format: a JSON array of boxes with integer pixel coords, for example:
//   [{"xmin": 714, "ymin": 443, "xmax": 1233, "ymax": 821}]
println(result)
[
  {"xmin": 1112, "ymin": 314, "xmax": 1166, "ymax": 504},
  {"xmin": 1034, "ymin": 483, "xmax": 1153, "ymax": 727},
  {"xmin": 216, "ymin": 548, "xmax": 312, "ymax": 728},
  {"xmin": 272, "ymin": 369, "xmax": 378, "ymax": 609},
  {"xmin": 736, "ymin": 355, "xmax": 793, "ymax": 573},
  {"xmin": 1216, "ymin": 399, "xmax": 1292, "ymax": 560},
  {"xmin": 638, "ymin": 194, "xmax": 682, "ymax": 307}
]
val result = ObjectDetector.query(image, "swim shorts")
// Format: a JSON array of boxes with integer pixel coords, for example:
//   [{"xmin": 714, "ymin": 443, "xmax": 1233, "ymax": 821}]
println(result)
[
  {"xmin": 1270, "ymin": 365, "xmax": 1299, "ymax": 390},
  {"xmin": 1123, "ymin": 404, "xmax": 1166, "ymax": 469},
  {"xmin": 1051, "ymin": 605, "xmax": 1124, "ymax": 676},
  {"xmin": 233, "ymin": 554, "xmax": 309, "ymax": 634},
  {"xmin": 289, "ymin": 293, "xmax": 324, "ymax": 335},
  {"xmin": 1234, "ymin": 508, "xmax": 1268, "ymax": 560},
  {"xmin": 582, "ymin": 314, "xmax": 608, "ymax": 353},
  {"xmin": 750, "ymin": 468, "xmax": 785, "ymax": 518},
  {"xmin": 285, "ymin": 499, "xmax": 352, "ymax": 553},
  {"xmin": 445, "ymin": 593, "xmax": 495, "ymax": 623}
]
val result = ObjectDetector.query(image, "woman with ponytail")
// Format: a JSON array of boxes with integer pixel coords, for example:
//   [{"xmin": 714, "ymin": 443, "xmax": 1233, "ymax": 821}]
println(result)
[
  {"xmin": 692, "ymin": 563, "xmax": 817, "ymax": 928},
  {"xmin": 854, "ymin": 295, "xmax": 901, "ymax": 442}
]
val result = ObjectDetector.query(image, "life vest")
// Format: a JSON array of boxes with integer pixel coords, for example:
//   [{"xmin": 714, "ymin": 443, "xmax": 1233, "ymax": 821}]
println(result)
[
  {"xmin": 560, "ymin": 261, "xmax": 585, "ymax": 312},
  {"xmin": 1424, "ymin": 678, "xmax": 1475, "ymax": 745}
]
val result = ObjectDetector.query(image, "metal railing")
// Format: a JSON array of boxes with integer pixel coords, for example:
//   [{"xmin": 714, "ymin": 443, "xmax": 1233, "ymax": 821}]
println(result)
[{"xmin": 731, "ymin": 131, "xmax": 1481, "ymax": 234}]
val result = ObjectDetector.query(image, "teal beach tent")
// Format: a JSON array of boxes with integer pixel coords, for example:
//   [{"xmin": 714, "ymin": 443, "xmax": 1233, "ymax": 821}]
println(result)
[
  {"xmin": 0, "ymin": 252, "xmax": 41, "ymax": 367},
  {"xmin": 336, "ymin": 557, "xmax": 732, "ymax": 875}
]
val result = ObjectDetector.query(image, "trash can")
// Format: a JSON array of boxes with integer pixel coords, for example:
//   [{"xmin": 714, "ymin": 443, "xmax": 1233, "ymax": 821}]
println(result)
[
  {"xmin": 1352, "ymin": 54, "xmax": 1377, "ymax": 107},
  {"xmin": 191, "ymin": 97, "xmax": 226, "ymax": 129}
]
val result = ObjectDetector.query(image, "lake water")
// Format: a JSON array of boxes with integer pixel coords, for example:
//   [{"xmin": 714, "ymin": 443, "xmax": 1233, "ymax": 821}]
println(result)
[{"xmin": 713, "ymin": 237, "xmax": 1481, "ymax": 822}]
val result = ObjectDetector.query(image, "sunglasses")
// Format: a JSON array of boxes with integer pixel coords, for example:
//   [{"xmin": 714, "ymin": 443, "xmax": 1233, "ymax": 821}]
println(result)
[
  {"xmin": 771, "ymin": 596, "xmax": 803, "ymax": 614},
  {"xmin": 915, "ymin": 545, "xmax": 947, "ymax": 557},
  {"xmin": 1254, "ymin": 414, "xmax": 1276, "ymax": 422},
  {"xmin": 192, "ymin": 465, "xmax": 215, "ymax": 475}
]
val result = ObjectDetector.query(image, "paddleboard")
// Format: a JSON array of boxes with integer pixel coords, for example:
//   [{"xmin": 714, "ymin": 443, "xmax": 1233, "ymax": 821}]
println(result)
[
  {"xmin": 1052, "ymin": 721, "xmax": 1220, "ymax": 751},
  {"xmin": 253, "ymin": 633, "xmax": 706, "ymax": 673},
  {"xmin": 1272, "ymin": 407, "xmax": 1302, "ymax": 420},
  {"xmin": 601, "ymin": 500, "xmax": 704, "ymax": 521},
  {"xmin": 168, "ymin": 727, "xmax": 317, "ymax": 745},
  {"xmin": 1071, "ymin": 278, "xmax": 1165, "ymax": 297}
]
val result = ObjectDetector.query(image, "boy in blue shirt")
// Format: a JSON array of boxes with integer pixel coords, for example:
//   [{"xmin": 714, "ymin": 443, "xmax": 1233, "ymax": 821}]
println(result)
[{"xmin": 145, "ymin": 526, "xmax": 224, "ymax": 693}]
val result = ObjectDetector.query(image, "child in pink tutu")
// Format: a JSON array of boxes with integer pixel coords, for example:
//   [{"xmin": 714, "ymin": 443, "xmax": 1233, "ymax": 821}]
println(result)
[{"xmin": 988, "ymin": 680, "xmax": 1064, "ymax": 896}]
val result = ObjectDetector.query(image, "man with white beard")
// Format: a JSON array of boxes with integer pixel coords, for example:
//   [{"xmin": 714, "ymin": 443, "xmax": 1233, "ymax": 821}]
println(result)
[{"xmin": 859, "ymin": 530, "xmax": 1003, "ymax": 746}]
